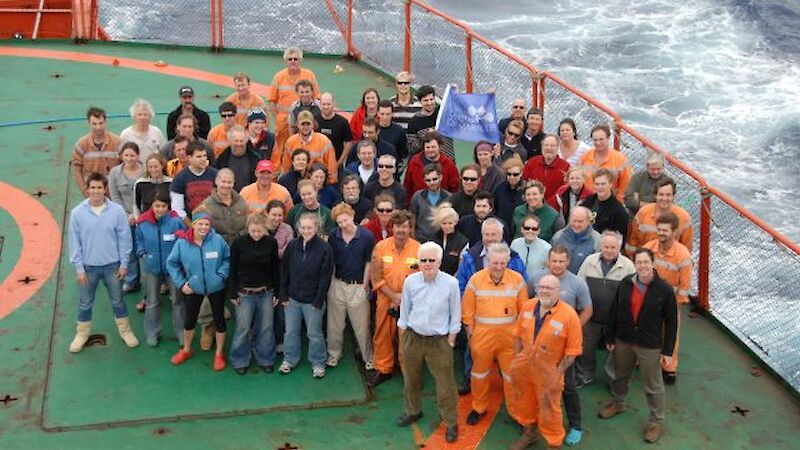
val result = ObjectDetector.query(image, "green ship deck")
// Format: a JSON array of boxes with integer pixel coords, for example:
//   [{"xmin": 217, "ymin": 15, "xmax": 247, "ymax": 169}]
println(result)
[{"xmin": 0, "ymin": 41, "xmax": 798, "ymax": 449}]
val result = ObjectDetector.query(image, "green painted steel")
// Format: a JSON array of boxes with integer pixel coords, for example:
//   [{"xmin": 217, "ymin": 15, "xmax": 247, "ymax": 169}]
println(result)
[{"xmin": 0, "ymin": 41, "xmax": 797, "ymax": 450}]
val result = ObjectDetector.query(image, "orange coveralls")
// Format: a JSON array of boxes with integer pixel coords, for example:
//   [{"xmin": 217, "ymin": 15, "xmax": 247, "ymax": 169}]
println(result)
[
  {"xmin": 626, "ymin": 203, "xmax": 694, "ymax": 255},
  {"xmin": 225, "ymin": 92, "xmax": 265, "ymax": 127},
  {"xmin": 644, "ymin": 239, "xmax": 692, "ymax": 373},
  {"xmin": 282, "ymin": 132, "xmax": 338, "ymax": 183},
  {"xmin": 206, "ymin": 124, "xmax": 231, "ymax": 158},
  {"xmin": 509, "ymin": 299, "xmax": 582, "ymax": 448},
  {"xmin": 370, "ymin": 237, "xmax": 420, "ymax": 375},
  {"xmin": 267, "ymin": 68, "xmax": 319, "ymax": 159},
  {"xmin": 462, "ymin": 268, "xmax": 528, "ymax": 414},
  {"xmin": 579, "ymin": 148, "xmax": 632, "ymax": 203}
]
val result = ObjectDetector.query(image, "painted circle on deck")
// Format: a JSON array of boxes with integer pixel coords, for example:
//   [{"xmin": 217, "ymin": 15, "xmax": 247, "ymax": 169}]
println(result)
[{"xmin": 0, "ymin": 181, "xmax": 61, "ymax": 320}]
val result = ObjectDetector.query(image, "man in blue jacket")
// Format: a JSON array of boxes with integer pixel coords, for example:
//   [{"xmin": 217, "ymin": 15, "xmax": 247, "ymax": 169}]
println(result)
[
  {"xmin": 279, "ymin": 213, "xmax": 334, "ymax": 378},
  {"xmin": 454, "ymin": 217, "xmax": 527, "ymax": 394},
  {"xmin": 68, "ymin": 172, "xmax": 139, "ymax": 353},
  {"xmin": 550, "ymin": 206, "xmax": 602, "ymax": 274}
]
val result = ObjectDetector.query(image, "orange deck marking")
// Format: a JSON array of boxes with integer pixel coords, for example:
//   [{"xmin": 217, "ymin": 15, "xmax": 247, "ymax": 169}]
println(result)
[
  {"xmin": 0, "ymin": 181, "xmax": 61, "ymax": 320},
  {"xmin": 0, "ymin": 46, "xmax": 270, "ymax": 95},
  {"xmin": 421, "ymin": 372, "xmax": 504, "ymax": 449}
]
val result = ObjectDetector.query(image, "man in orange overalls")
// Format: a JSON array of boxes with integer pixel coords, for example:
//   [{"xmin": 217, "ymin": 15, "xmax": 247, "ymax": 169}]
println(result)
[
  {"xmin": 368, "ymin": 210, "xmax": 420, "ymax": 387},
  {"xmin": 461, "ymin": 243, "xmax": 528, "ymax": 425},
  {"xmin": 509, "ymin": 274, "xmax": 583, "ymax": 449},
  {"xmin": 267, "ymin": 47, "xmax": 319, "ymax": 165}
]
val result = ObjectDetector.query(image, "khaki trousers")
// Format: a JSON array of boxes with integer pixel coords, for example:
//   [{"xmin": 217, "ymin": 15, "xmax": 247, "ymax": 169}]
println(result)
[
  {"xmin": 401, "ymin": 329, "xmax": 458, "ymax": 427},
  {"xmin": 326, "ymin": 278, "xmax": 373, "ymax": 364},
  {"xmin": 610, "ymin": 341, "xmax": 665, "ymax": 423}
]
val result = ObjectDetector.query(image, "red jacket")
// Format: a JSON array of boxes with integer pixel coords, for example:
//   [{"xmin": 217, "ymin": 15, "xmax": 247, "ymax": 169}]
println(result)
[
  {"xmin": 522, "ymin": 155, "xmax": 570, "ymax": 202},
  {"xmin": 548, "ymin": 183, "xmax": 593, "ymax": 220},
  {"xmin": 402, "ymin": 152, "xmax": 460, "ymax": 206}
]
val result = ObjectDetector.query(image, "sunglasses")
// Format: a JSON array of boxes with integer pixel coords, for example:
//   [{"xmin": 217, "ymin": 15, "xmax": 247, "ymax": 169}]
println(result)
[
  {"xmin": 286, "ymin": 57, "xmax": 299, "ymax": 61},
  {"xmin": 378, "ymin": 164, "xmax": 395, "ymax": 169},
  {"xmin": 522, "ymin": 226, "xmax": 540, "ymax": 231},
  {"xmin": 299, "ymin": 121, "xmax": 313, "ymax": 125},
  {"xmin": 376, "ymin": 208, "xmax": 394, "ymax": 213},
  {"xmin": 512, "ymin": 105, "xmax": 526, "ymax": 109},
  {"xmin": 462, "ymin": 176, "xmax": 478, "ymax": 182},
  {"xmin": 221, "ymin": 113, "xmax": 235, "ymax": 118},
  {"xmin": 419, "ymin": 258, "xmax": 437, "ymax": 263},
  {"xmin": 506, "ymin": 172, "xmax": 521, "ymax": 177},
  {"xmin": 424, "ymin": 177, "xmax": 440, "ymax": 183},
  {"xmin": 396, "ymin": 81, "xmax": 410, "ymax": 85},
  {"xmin": 507, "ymin": 131, "xmax": 521, "ymax": 137}
]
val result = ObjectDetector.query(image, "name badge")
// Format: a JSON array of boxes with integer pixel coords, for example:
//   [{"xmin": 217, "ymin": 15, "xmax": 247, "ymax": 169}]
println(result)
[
  {"xmin": 550, "ymin": 319, "xmax": 563, "ymax": 331},
  {"xmin": 163, "ymin": 234, "xmax": 176, "ymax": 241},
  {"xmin": 205, "ymin": 251, "xmax": 219, "ymax": 259},
  {"xmin": 382, "ymin": 255, "xmax": 393, "ymax": 264}
]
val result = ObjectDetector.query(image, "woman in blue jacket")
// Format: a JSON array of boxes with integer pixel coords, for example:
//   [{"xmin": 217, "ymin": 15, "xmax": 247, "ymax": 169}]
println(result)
[
  {"xmin": 134, "ymin": 192, "xmax": 186, "ymax": 347},
  {"xmin": 166, "ymin": 211, "xmax": 231, "ymax": 371}
]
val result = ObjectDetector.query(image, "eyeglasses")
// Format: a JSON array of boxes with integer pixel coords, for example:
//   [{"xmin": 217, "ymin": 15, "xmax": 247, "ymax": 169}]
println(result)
[
  {"xmin": 286, "ymin": 57, "xmax": 299, "ymax": 61},
  {"xmin": 376, "ymin": 208, "xmax": 394, "ymax": 213},
  {"xmin": 506, "ymin": 172, "xmax": 521, "ymax": 177},
  {"xmin": 507, "ymin": 131, "xmax": 521, "ymax": 138},
  {"xmin": 419, "ymin": 258, "xmax": 437, "ymax": 263},
  {"xmin": 512, "ymin": 105, "xmax": 526, "ymax": 109},
  {"xmin": 299, "ymin": 121, "xmax": 312, "ymax": 125},
  {"xmin": 424, "ymin": 177, "xmax": 440, "ymax": 183},
  {"xmin": 220, "ymin": 113, "xmax": 235, "ymax": 118},
  {"xmin": 396, "ymin": 81, "xmax": 410, "ymax": 85},
  {"xmin": 462, "ymin": 176, "xmax": 478, "ymax": 182},
  {"xmin": 522, "ymin": 226, "xmax": 540, "ymax": 231},
  {"xmin": 378, "ymin": 164, "xmax": 395, "ymax": 169}
]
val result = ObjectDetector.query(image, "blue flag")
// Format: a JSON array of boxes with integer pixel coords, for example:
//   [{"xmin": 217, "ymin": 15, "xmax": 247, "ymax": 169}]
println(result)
[{"xmin": 435, "ymin": 84, "xmax": 500, "ymax": 143}]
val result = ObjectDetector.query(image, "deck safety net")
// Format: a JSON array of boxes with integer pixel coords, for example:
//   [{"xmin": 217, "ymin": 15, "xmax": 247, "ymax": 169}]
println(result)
[{"xmin": 95, "ymin": 0, "xmax": 800, "ymax": 391}]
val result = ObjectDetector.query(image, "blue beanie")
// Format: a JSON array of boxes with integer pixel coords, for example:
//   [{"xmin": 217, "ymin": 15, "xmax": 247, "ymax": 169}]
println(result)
[{"xmin": 248, "ymin": 108, "xmax": 267, "ymax": 123}]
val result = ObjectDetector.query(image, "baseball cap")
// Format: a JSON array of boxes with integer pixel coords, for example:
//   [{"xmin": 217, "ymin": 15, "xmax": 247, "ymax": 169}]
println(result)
[
  {"xmin": 179, "ymin": 86, "xmax": 194, "ymax": 97},
  {"xmin": 256, "ymin": 160, "xmax": 274, "ymax": 173},
  {"xmin": 297, "ymin": 110, "xmax": 315, "ymax": 124}
]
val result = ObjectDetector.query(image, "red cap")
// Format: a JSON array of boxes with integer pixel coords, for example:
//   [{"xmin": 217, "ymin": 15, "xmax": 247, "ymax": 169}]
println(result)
[{"xmin": 256, "ymin": 160, "xmax": 274, "ymax": 173}]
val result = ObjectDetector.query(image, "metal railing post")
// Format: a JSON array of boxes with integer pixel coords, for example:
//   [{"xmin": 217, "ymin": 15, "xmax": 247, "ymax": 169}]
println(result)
[
  {"xmin": 614, "ymin": 119, "xmax": 622, "ymax": 151},
  {"xmin": 217, "ymin": 0, "xmax": 224, "ymax": 50},
  {"xmin": 465, "ymin": 33, "xmax": 473, "ymax": 93},
  {"xmin": 404, "ymin": 0, "xmax": 411, "ymax": 72},
  {"xmin": 210, "ymin": 0, "xmax": 217, "ymax": 49},
  {"xmin": 531, "ymin": 72, "xmax": 538, "ymax": 109},
  {"xmin": 346, "ymin": 0, "xmax": 354, "ymax": 57},
  {"xmin": 698, "ymin": 190, "xmax": 711, "ymax": 310}
]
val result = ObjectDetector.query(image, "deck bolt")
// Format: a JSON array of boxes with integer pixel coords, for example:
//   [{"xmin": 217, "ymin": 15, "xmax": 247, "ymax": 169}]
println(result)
[
  {"xmin": 731, "ymin": 406, "xmax": 749, "ymax": 417},
  {"xmin": 0, "ymin": 394, "xmax": 19, "ymax": 406},
  {"xmin": 18, "ymin": 276, "xmax": 37, "ymax": 284}
]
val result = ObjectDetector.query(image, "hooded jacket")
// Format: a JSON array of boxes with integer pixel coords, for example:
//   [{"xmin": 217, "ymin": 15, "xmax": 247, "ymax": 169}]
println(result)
[
  {"xmin": 135, "ymin": 209, "xmax": 186, "ymax": 275},
  {"xmin": 166, "ymin": 228, "xmax": 230, "ymax": 295}
]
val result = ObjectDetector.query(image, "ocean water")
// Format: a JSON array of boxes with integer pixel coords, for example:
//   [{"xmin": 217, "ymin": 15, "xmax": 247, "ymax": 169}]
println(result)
[{"xmin": 426, "ymin": 0, "xmax": 800, "ymax": 243}]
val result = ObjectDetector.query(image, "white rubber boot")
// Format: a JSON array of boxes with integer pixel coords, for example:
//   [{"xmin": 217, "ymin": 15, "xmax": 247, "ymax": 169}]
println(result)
[
  {"xmin": 69, "ymin": 321, "xmax": 92, "ymax": 353},
  {"xmin": 115, "ymin": 317, "xmax": 140, "ymax": 348}
]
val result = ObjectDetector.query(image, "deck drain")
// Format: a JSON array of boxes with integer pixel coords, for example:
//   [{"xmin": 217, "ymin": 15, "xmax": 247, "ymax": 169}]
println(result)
[
  {"xmin": 0, "ymin": 394, "xmax": 19, "ymax": 406},
  {"xmin": 32, "ymin": 190, "xmax": 47, "ymax": 197},
  {"xmin": 50, "ymin": 73, "xmax": 64, "ymax": 78},
  {"xmin": 42, "ymin": 124, "xmax": 57, "ymax": 131},
  {"xmin": 277, "ymin": 443, "xmax": 298, "ymax": 450},
  {"xmin": 731, "ymin": 406, "xmax": 750, "ymax": 417},
  {"xmin": 86, "ymin": 334, "xmax": 107, "ymax": 347}
]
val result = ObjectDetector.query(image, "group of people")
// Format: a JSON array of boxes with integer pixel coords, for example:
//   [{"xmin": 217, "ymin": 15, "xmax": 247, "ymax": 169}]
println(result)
[{"xmin": 67, "ymin": 46, "xmax": 693, "ymax": 447}]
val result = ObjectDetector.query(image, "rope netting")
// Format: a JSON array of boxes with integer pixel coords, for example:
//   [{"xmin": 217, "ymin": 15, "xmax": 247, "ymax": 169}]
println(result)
[{"xmin": 90, "ymin": 0, "xmax": 800, "ymax": 390}]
